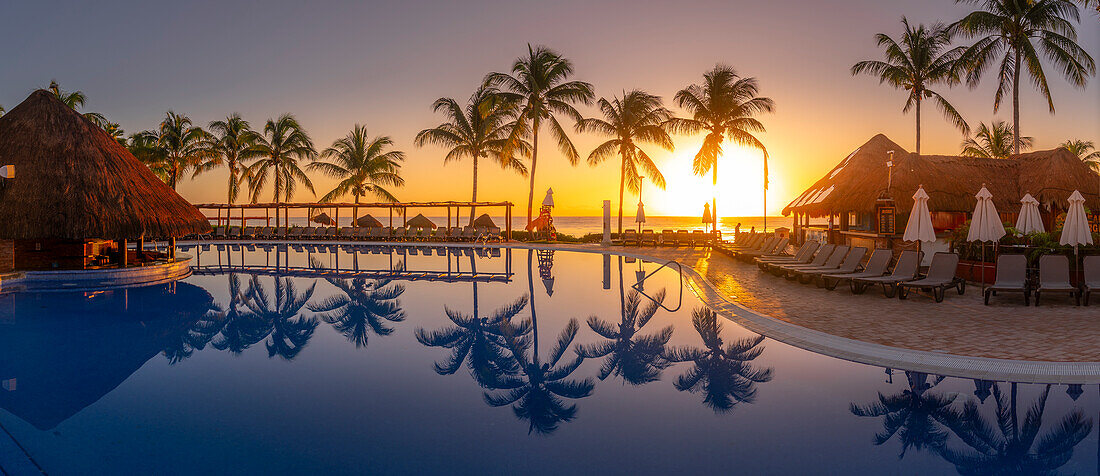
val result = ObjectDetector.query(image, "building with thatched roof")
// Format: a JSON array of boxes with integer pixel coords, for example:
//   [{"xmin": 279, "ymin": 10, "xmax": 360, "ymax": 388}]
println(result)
[
  {"xmin": 0, "ymin": 90, "xmax": 210, "ymax": 272},
  {"xmin": 784, "ymin": 134, "xmax": 1100, "ymax": 249}
]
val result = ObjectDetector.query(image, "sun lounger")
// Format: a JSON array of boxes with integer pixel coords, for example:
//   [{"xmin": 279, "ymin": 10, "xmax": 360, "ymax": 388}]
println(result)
[
  {"xmin": 640, "ymin": 229, "xmax": 658, "ymax": 246},
  {"xmin": 674, "ymin": 230, "xmax": 690, "ymax": 247},
  {"xmin": 850, "ymin": 250, "xmax": 923, "ymax": 297},
  {"xmin": 355, "ymin": 227, "xmax": 370, "ymax": 240},
  {"xmin": 820, "ymin": 248, "xmax": 891, "ymax": 290},
  {"xmin": 899, "ymin": 252, "xmax": 965, "ymax": 302},
  {"xmin": 228, "ymin": 226, "xmax": 242, "ymax": 239},
  {"xmin": 779, "ymin": 245, "xmax": 849, "ymax": 279},
  {"xmin": 796, "ymin": 247, "xmax": 867, "ymax": 285},
  {"xmin": 445, "ymin": 227, "xmax": 461, "ymax": 242},
  {"xmin": 393, "ymin": 227, "xmax": 408, "ymax": 241},
  {"xmin": 731, "ymin": 236, "xmax": 775, "ymax": 259},
  {"xmin": 1083, "ymin": 256, "xmax": 1099, "ymax": 306},
  {"xmin": 325, "ymin": 227, "xmax": 338, "ymax": 239},
  {"xmin": 339, "ymin": 227, "xmax": 355, "ymax": 239},
  {"xmin": 984, "ymin": 254, "xmax": 1030, "ymax": 305},
  {"xmin": 728, "ymin": 234, "xmax": 764, "ymax": 251},
  {"xmin": 430, "ymin": 228, "xmax": 447, "ymax": 241},
  {"xmin": 274, "ymin": 227, "xmax": 287, "ymax": 239},
  {"xmin": 660, "ymin": 230, "xmax": 675, "ymax": 246},
  {"xmin": 1034, "ymin": 254, "xmax": 1080, "ymax": 306},
  {"xmin": 757, "ymin": 241, "xmax": 820, "ymax": 269},
  {"xmin": 768, "ymin": 243, "xmax": 835, "ymax": 275},
  {"xmin": 286, "ymin": 227, "xmax": 302, "ymax": 239},
  {"xmin": 738, "ymin": 237, "xmax": 788, "ymax": 262},
  {"xmin": 622, "ymin": 229, "xmax": 639, "ymax": 245},
  {"xmin": 691, "ymin": 230, "xmax": 707, "ymax": 247}
]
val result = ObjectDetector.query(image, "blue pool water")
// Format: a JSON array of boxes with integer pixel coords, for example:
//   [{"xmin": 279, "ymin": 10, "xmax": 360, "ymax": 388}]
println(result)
[{"xmin": 0, "ymin": 245, "xmax": 1097, "ymax": 475}]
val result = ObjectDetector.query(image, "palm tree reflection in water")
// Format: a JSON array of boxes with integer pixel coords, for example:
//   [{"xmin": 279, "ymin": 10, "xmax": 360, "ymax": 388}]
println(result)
[
  {"xmin": 850, "ymin": 371, "xmax": 960, "ymax": 458},
  {"xmin": 416, "ymin": 292, "xmax": 531, "ymax": 388},
  {"xmin": 666, "ymin": 307, "xmax": 773, "ymax": 413},
  {"xmin": 309, "ymin": 257, "xmax": 407, "ymax": 348},
  {"xmin": 240, "ymin": 275, "xmax": 319, "ymax": 360}
]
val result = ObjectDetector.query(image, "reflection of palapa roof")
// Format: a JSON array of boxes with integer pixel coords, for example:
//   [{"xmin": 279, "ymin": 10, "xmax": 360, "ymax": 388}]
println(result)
[
  {"xmin": 784, "ymin": 134, "xmax": 1100, "ymax": 216},
  {"xmin": 0, "ymin": 90, "xmax": 211, "ymax": 240}
]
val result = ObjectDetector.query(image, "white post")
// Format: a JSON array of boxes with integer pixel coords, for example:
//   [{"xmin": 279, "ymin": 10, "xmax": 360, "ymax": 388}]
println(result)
[{"xmin": 602, "ymin": 200, "xmax": 612, "ymax": 246}]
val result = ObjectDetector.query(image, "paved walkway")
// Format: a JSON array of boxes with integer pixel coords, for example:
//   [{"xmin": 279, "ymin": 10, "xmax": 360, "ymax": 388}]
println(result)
[{"xmin": 625, "ymin": 246, "xmax": 1097, "ymax": 362}]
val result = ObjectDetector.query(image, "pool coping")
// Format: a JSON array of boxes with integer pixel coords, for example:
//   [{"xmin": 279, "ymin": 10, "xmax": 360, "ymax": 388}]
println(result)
[
  {"xmin": 0, "ymin": 256, "xmax": 193, "ymax": 294},
  {"xmin": 181, "ymin": 240, "xmax": 1100, "ymax": 383}
]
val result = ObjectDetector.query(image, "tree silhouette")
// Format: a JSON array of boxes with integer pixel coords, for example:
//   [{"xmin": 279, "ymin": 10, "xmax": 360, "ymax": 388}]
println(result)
[
  {"xmin": 416, "ymin": 293, "xmax": 531, "ymax": 388},
  {"xmin": 666, "ymin": 307, "xmax": 773, "ymax": 412},
  {"xmin": 850, "ymin": 371, "xmax": 962, "ymax": 458},
  {"xmin": 309, "ymin": 258, "xmax": 407, "ymax": 348},
  {"xmin": 240, "ymin": 275, "xmax": 319, "ymax": 360},
  {"xmin": 576, "ymin": 283, "xmax": 672, "ymax": 385},
  {"xmin": 211, "ymin": 273, "xmax": 273, "ymax": 354}
]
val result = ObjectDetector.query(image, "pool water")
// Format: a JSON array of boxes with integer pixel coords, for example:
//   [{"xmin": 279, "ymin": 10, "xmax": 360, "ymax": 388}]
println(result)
[{"xmin": 0, "ymin": 245, "xmax": 1097, "ymax": 475}]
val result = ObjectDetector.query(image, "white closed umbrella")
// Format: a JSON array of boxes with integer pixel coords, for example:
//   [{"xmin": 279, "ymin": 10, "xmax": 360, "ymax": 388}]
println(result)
[
  {"xmin": 967, "ymin": 185, "xmax": 1006, "ymax": 293},
  {"xmin": 903, "ymin": 186, "xmax": 936, "ymax": 255},
  {"xmin": 1060, "ymin": 191, "xmax": 1094, "ymax": 286},
  {"xmin": 1015, "ymin": 193, "xmax": 1045, "ymax": 234},
  {"xmin": 635, "ymin": 201, "xmax": 646, "ymax": 232}
]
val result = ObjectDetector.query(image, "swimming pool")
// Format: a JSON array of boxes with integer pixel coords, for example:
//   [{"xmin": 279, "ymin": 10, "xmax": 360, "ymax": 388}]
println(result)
[{"xmin": 0, "ymin": 245, "xmax": 1096, "ymax": 474}]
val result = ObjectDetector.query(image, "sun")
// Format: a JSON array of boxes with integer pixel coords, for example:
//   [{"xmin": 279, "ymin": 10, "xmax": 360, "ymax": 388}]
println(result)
[{"xmin": 643, "ymin": 143, "xmax": 778, "ymax": 217}]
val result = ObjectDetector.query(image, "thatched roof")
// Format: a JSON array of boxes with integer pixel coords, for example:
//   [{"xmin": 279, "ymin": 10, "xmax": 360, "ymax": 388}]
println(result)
[
  {"xmin": 406, "ymin": 213, "xmax": 436, "ymax": 228},
  {"xmin": 0, "ymin": 90, "xmax": 210, "ymax": 240},
  {"xmin": 355, "ymin": 214, "xmax": 382, "ymax": 227},
  {"xmin": 472, "ymin": 213, "xmax": 496, "ymax": 228},
  {"xmin": 783, "ymin": 134, "xmax": 1100, "ymax": 216},
  {"xmin": 312, "ymin": 212, "xmax": 335, "ymax": 226}
]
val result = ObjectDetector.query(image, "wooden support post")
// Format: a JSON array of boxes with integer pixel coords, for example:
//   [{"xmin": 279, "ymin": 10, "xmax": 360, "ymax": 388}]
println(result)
[
  {"xmin": 335, "ymin": 207, "xmax": 339, "ymax": 228},
  {"xmin": 506, "ymin": 203, "xmax": 512, "ymax": 241},
  {"xmin": 169, "ymin": 237, "xmax": 176, "ymax": 259},
  {"xmin": 389, "ymin": 208, "xmax": 393, "ymax": 227},
  {"xmin": 120, "ymin": 239, "xmax": 128, "ymax": 268},
  {"xmin": 266, "ymin": 207, "xmax": 270, "ymax": 227},
  {"xmin": 447, "ymin": 207, "xmax": 451, "ymax": 229}
]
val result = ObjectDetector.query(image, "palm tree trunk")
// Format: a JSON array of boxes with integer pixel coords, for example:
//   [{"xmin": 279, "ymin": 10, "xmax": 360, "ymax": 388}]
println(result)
[
  {"xmin": 712, "ymin": 163, "xmax": 718, "ymax": 234},
  {"xmin": 1012, "ymin": 48, "xmax": 1022, "ymax": 155},
  {"xmin": 274, "ymin": 172, "xmax": 282, "ymax": 229},
  {"xmin": 527, "ymin": 249, "xmax": 539, "ymax": 361},
  {"xmin": 617, "ymin": 155, "xmax": 626, "ymax": 236},
  {"xmin": 353, "ymin": 193, "xmax": 359, "ymax": 224},
  {"xmin": 470, "ymin": 154, "xmax": 478, "ymax": 226},
  {"xmin": 915, "ymin": 95, "xmax": 922, "ymax": 155},
  {"xmin": 527, "ymin": 118, "xmax": 541, "ymax": 227}
]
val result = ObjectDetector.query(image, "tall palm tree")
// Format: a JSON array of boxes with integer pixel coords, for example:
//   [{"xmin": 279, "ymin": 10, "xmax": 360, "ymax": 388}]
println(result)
[
  {"xmin": 246, "ymin": 114, "xmax": 317, "ymax": 228},
  {"xmin": 670, "ymin": 66, "xmax": 775, "ymax": 232},
  {"xmin": 1060, "ymin": 139, "xmax": 1100, "ymax": 162},
  {"xmin": 103, "ymin": 122, "xmax": 127, "ymax": 146},
  {"xmin": 128, "ymin": 131, "xmax": 170, "ymax": 182},
  {"xmin": 961, "ymin": 120, "xmax": 1034, "ymax": 158},
  {"xmin": 576, "ymin": 286, "xmax": 673, "ymax": 386},
  {"xmin": 953, "ymin": 0, "xmax": 1096, "ymax": 154},
  {"xmin": 415, "ymin": 85, "xmax": 529, "ymax": 224},
  {"xmin": 850, "ymin": 372, "xmax": 963, "ymax": 458},
  {"xmin": 308, "ymin": 257, "xmax": 407, "ymax": 348},
  {"xmin": 45, "ymin": 80, "xmax": 107, "ymax": 127},
  {"xmin": 195, "ymin": 114, "xmax": 258, "ymax": 204},
  {"xmin": 308, "ymin": 124, "xmax": 405, "ymax": 223},
  {"xmin": 240, "ymin": 275, "xmax": 319, "ymax": 361},
  {"xmin": 416, "ymin": 294, "xmax": 531, "ymax": 388},
  {"xmin": 485, "ymin": 45, "xmax": 595, "ymax": 226},
  {"xmin": 851, "ymin": 18, "xmax": 970, "ymax": 154},
  {"xmin": 150, "ymin": 111, "xmax": 210, "ymax": 190},
  {"xmin": 938, "ymin": 382, "xmax": 1093, "ymax": 474},
  {"xmin": 665, "ymin": 307, "xmax": 773, "ymax": 413},
  {"xmin": 577, "ymin": 90, "xmax": 673, "ymax": 234}
]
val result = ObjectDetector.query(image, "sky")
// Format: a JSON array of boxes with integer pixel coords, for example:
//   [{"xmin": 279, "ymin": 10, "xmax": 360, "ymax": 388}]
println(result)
[{"xmin": 1, "ymin": 0, "xmax": 1097, "ymax": 217}]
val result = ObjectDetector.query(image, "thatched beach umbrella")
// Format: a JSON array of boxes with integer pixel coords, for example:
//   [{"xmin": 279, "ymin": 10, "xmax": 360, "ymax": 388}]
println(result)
[
  {"xmin": 356, "ymin": 214, "xmax": 382, "ymax": 228},
  {"xmin": 902, "ymin": 186, "xmax": 936, "ymax": 255},
  {"xmin": 1015, "ymin": 193, "xmax": 1044, "ymax": 234},
  {"xmin": 0, "ymin": 90, "xmax": 210, "ymax": 240},
  {"xmin": 472, "ymin": 214, "xmax": 496, "ymax": 228},
  {"xmin": 312, "ymin": 212, "xmax": 335, "ymax": 226},
  {"xmin": 406, "ymin": 213, "xmax": 436, "ymax": 229},
  {"xmin": 967, "ymin": 185, "xmax": 1006, "ymax": 293}
]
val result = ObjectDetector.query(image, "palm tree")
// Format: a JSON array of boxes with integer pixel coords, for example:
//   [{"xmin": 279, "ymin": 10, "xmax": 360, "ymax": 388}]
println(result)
[
  {"xmin": 103, "ymin": 122, "xmax": 127, "ymax": 145},
  {"xmin": 953, "ymin": 0, "xmax": 1096, "ymax": 154},
  {"xmin": 1060, "ymin": 139, "xmax": 1100, "ymax": 162},
  {"xmin": 195, "ymin": 114, "xmax": 259, "ymax": 204},
  {"xmin": 576, "ymin": 287, "xmax": 673, "ymax": 386},
  {"xmin": 239, "ymin": 275, "xmax": 319, "ymax": 360},
  {"xmin": 938, "ymin": 382, "xmax": 1093, "ymax": 474},
  {"xmin": 485, "ymin": 45, "xmax": 595, "ymax": 226},
  {"xmin": 670, "ymin": 66, "xmax": 775, "ymax": 232},
  {"xmin": 665, "ymin": 307, "xmax": 773, "ymax": 413},
  {"xmin": 850, "ymin": 372, "xmax": 963, "ymax": 458},
  {"xmin": 416, "ymin": 294, "xmax": 531, "ymax": 388},
  {"xmin": 1, "ymin": 105, "xmax": 6, "ymax": 117},
  {"xmin": 487, "ymin": 316, "xmax": 594, "ymax": 435},
  {"xmin": 961, "ymin": 121, "xmax": 1034, "ymax": 158},
  {"xmin": 45, "ymin": 80, "xmax": 107, "ymax": 127},
  {"xmin": 308, "ymin": 124, "xmax": 405, "ymax": 223},
  {"xmin": 128, "ymin": 131, "xmax": 170, "ymax": 182},
  {"xmin": 415, "ymin": 85, "xmax": 529, "ymax": 224},
  {"xmin": 246, "ymin": 114, "xmax": 317, "ymax": 228},
  {"xmin": 150, "ymin": 111, "xmax": 210, "ymax": 190},
  {"xmin": 308, "ymin": 257, "xmax": 407, "ymax": 348},
  {"xmin": 577, "ymin": 90, "xmax": 673, "ymax": 234},
  {"xmin": 851, "ymin": 18, "xmax": 970, "ymax": 154}
]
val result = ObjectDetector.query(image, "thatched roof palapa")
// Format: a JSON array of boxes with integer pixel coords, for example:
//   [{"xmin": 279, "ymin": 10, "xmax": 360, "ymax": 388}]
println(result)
[
  {"xmin": 472, "ymin": 213, "xmax": 496, "ymax": 228},
  {"xmin": 0, "ymin": 90, "xmax": 210, "ymax": 240},
  {"xmin": 406, "ymin": 213, "xmax": 436, "ymax": 228},
  {"xmin": 355, "ymin": 214, "xmax": 382, "ymax": 228},
  {"xmin": 311, "ymin": 212, "xmax": 335, "ymax": 226},
  {"xmin": 783, "ymin": 134, "xmax": 1100, "ymax": 217}
]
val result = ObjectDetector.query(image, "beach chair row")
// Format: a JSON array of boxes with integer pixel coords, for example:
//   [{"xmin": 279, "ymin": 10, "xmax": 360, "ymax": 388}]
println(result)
[
  {"xmin": 182, "ymin": 242, "xmax": 505, "ymax": 258},
  {"xmin": 983, "ymin": 254, "xmax": 1098, "ymax": 306},
  {"xmin": 204, "ymin": 225, "xmax": 503, "ymax": 242},
  {"xmin": 616, "ymin": 229, "xmax": 721, "ymax": 247}
]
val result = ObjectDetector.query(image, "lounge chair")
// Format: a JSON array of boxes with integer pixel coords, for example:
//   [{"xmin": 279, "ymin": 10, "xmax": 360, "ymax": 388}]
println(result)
[
  {"xmin": 486, "ymin": 227, "xmax": 502, "ymax": 242},
  {"xmin": 355, "ymin": 227, "xmax": 370, "ymax": 240},
  {"xmin": 767, "ymin": 243, "xmax": 835, "ymax": 275},
  {"xmin": 286, "ymin": 227, "xmax": 302, "ymax": 239},
  {"xmin": 325, "ymin": 227, "xmax": 338, "ymax": 239},
  {"xmin": 622, "ymin": 229, "xmax": 639, "ymax": 245},
  {"xmin": 691, "ymin": 230, "xmax": 707, "ymax": 247},
  {"xmin": 212, "ymin": 226, "xmax": 227, "ymax": 239},
  {"xmin": 727, "ymin": 234, "xmax": 763, "ymax": 251},
  {"xmin": 446, "ymin": 227, "xmax": 461, "ymax": 242},
  {"xmin": 1034, "ymin": 254, "xmax": 1080, "ymax": 306},
  {"xmin": 430, "ymin": 228, "xmax": 447, "ymax": 241},
  {"xmin": 796, "ymin": 247, "xmax": 867, "ymax": 285},
  {"xmin": 339, "ymin": 227, "xmax": 355, "ymax": 240},
  {"xmin": 738, "ymin": 237, "xmax": 788, "ymax": 262},
  {"xmin": 852, "ymin": 250, "xmax": 923, "ymax": 297},
  {"xmin": 660, "ymin": 230, "xmax": 675, "ymax": 246},
  {"xmin": 674, "ymin": 230, "xmax": 690, "ymax": 247},
  {"xmin": 820, "ymin": 248, "xmax": 892, "ymax": 290},
  {"xmin": 756, "ymin": 241, "xmax": 820, "ymax": 268},
  {"xmin": 274, "ymin": 227, "xmax": 287, "ymax": 239},
  {"xmin": 984, "ymin": 254, "xmax": 1030, "ymax": 305},
  {"xmin": 640, "ymin": 229, "xmax": 658, "ymax": 246},
  {"xmin": 393, "ymin": 227, "xmax": 408, "ymax": 241},
  {"xmin": 778, "ymin": 245, "xmax": 849, "ymax": 279},
  {"xmin": 731, "ymin": 236, "xmax": 776, "ymax": 259},
  {"xmin": 898, "ymin": 252, "xmax": 965, "ymax": 303},
  {"xmin": 1083, "ymin": 256, "xmax": 1099, "ymax": 306},
  {"xmin": 228, "ymin": 226, "xmax": 242, "ymax": 239}
]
